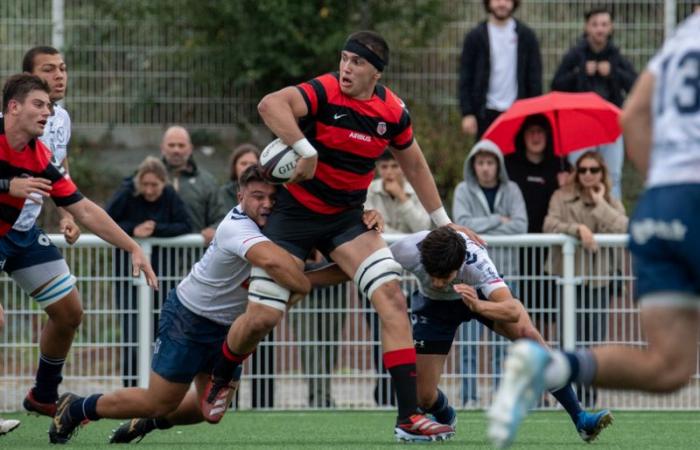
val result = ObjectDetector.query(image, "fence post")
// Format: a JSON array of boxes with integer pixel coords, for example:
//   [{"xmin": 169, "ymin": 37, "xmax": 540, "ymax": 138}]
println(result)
[
  {"xmin": 664, "ymin": 0, "xmax": 677, "ymax": 40},
  {"xmin": 51, "ymin": 0, "xmax": 64, "ymax": 50},
  {"xmin": 136, "ymin": 241, "xmax": 153, "ymax": 388},
  {"xmin": 561, "ymin": 238, "xmax": 577, "ymax": 352}
]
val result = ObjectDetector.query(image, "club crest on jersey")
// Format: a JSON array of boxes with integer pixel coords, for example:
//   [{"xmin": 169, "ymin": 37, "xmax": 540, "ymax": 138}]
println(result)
[{"xmin": 377, "ymin": 121, "xmax": 387, "ymax": 136}]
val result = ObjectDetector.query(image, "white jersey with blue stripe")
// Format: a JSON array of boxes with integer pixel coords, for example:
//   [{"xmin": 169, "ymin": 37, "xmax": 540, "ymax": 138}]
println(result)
[
  {"xmin": 176, "ymin": 205, "xmax": 269, "ymax": 325},
  {"xmin": 390, "ymin": 230, "xmax": 507, "ymax": 301},
  {"xmin": 646, "ymin": 12, "xmax": 700, "ymax": 188},
  {"xmin": 13, "ymin": 104, "xmax": 72, "ymax": 231}
]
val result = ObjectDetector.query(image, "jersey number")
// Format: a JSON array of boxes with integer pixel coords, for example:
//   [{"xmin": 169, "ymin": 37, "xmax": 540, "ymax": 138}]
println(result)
[{"xmin": 659, "ymin": 51, "xmax": 700, "ymax": 115}]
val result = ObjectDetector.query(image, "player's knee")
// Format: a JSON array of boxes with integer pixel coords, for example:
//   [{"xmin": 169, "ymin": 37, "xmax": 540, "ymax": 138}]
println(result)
[
  {"xmin": 650, "ymin": 354, "xmax": 695, "ymax": 393},
  {"xmin": 247, "ymin": 311, "xmax": 281, "ymax": 334},
  {"xmin": 248, "ymin": 267, "xmax": 290, "ymax": 313},
  {"xmin": 354, "ymin": 248, "xmax": 403, "ymax": 302}
]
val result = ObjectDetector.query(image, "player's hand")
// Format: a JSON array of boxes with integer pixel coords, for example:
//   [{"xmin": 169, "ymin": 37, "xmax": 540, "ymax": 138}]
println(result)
[
  {"xmin": 447, "ymin": 223, "xmax": 487, "ymax": 247},
  {"xmin": 9, "ymin": 177, "xmax": 52, "ymax": 201},
  {"xmin": 60, "ymin": 217, "xmax": 81, "ymax": 245},
  {"xmin": 287, "ymin": 291, "xmax": 306, "ymax": 308},
  {"xmin": 130, "ymin": 247, "xmax": 159, "ymax": 289},
  {"xmin": 597, "ymin": 61, "xmax": 611, "ymax": 77},
  {"xmin": 461, "ymin": 115, "xmax": 478, "ymax": 136},
  {"xmin": 454, "ymin": 284, "xmax": 480, "ymax": 312},
  {"xmin": 578, "ymin": 224, "xmax": 598, "ymax": 252},
  {"xmin": 585, "ymin": 60, "xmax": 598, "ymax": 76},
  {"xmin": 201, "ymin": 227, "xmax": 216, "ymax": 246},
  {"xmin": 288, "ymin": 156, "xmax": 317, "ymax": 184},
  {"xmin": 133, "ymin": 220, "xmax": 155, "ymax": 238},
  {"xmin": 362, "ymin": 209, "xmax": 385, "ymax": 233}
]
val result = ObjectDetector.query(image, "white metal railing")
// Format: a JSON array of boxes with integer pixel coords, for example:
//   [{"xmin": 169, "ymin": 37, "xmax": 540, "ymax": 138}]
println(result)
[{"xmin": 3, "ymin": 232, "xmax": 699, "ymax": 412}]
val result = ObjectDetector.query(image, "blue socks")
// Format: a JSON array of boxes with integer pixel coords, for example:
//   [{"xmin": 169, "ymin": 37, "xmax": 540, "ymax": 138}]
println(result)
[
  {"xmin": 565, "ymin": 350, "xmax": 597, "ymax": 386},
  {"xmin": 551, "ymin": 385, "xmax": 583, "ymax": 424},
  {"xmin": 68, "ymin": 394, "xmax": 103, "ymax": 422},
  {"xmin": 33, "ymin": 354, "xmax": 65, "ymax": 403},
  {"xmin": 426, "ymin": 389, "xmax": 452, "ymax": 424}
]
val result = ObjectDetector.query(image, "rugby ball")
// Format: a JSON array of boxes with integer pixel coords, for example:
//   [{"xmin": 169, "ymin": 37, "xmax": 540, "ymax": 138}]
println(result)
[{"xmin": 260, "ymin": 138, "xmax": 300, "ymax": 184}]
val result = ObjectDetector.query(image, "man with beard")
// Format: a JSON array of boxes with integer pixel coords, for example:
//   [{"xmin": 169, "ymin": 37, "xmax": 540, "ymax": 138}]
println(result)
[{"xmin": 458, "ymin": 0, "xmax": 542, "ymax": 139}]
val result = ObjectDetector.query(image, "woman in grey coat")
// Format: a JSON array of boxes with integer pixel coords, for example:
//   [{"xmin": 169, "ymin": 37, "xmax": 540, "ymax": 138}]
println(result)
[{"xmin": 452, "ymin": 139, "xmax": 527, "ymax": 406}]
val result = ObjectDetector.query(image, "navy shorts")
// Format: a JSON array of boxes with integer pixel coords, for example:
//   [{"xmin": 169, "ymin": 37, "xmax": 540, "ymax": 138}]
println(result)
[
  {"xmin": 0, "ymin": 226, "xmax": 63, "ymax": 273},
  {"xmin": 151, "ymin": 289, "xmax": 230, "ymax": 384},
  {"xmin": 628, "ymin": 184, "xmax": 700, "ymax": 301},
  {"xmin": 262, "ymin": 188, "xmax": 369, "ymax": 260},
  {"xmin": 411, "ymin": 291, "xmax": 494, "ymax": 355}
]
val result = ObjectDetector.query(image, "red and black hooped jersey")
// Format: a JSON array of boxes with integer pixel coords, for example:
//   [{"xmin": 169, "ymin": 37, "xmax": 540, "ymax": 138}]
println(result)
[
  {"xmin": 291, "ymin": 72, "xmax": 414, "ymax": 214},
  {"xmin": 0, "ymin": 118, "xmax": 82, "ymax": 236}
]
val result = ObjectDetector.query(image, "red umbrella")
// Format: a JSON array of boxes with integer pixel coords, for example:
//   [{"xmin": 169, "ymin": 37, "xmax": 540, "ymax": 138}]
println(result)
[{"xmin": 482, "ymin": 91, "xmax": 622, "ymax": 156}]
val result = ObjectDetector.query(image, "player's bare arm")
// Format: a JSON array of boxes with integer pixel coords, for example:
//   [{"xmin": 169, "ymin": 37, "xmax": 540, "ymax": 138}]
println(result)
[
  {"xmin": 245, "ymin": 241, "xmax": 311, "ymax": 296},
  {"xmin": 621, "ymin": 70, "xmax": 654, "ymax": 176},
  {"xmin": 57, "ymin": 157, "xmax": 80, "ymax": 244},
  {"xmin": 453, "ymin": 285, "xmax": 520, "ymax": 322},
  {"xmin": 63, "ymin": 198, "xmax": 158, "ymax": 288},
  {"xmin": 258, "ymin": 86, "xmax": 317, "ymax": 183}
]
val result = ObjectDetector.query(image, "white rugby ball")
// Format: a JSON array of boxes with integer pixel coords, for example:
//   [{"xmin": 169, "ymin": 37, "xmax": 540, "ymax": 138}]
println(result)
[{"xmin": 259, "ymin": 138, "xmax": 301, "ymax": 184}]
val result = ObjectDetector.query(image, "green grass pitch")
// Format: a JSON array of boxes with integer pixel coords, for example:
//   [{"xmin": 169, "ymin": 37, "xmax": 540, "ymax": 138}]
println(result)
[{"xmin": 1, "ymin": 410, "xmax": 699, "ymax": 449}]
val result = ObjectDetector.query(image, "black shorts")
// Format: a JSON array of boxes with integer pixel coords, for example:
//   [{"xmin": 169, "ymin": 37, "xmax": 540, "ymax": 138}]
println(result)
[
  {"xmin": 411, "ymin": 291, "xmax": 495, "ymax": 355},
  {"xmin": 263, "ymin": 188, "xmax": 369, "ymax": 260}
]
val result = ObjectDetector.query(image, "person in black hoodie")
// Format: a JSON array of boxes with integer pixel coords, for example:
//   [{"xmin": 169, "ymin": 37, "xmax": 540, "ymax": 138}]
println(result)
[
  {"xmin": 458, "ymin": 0, "xmax": 542, "ymax": 139},
  {"xmin": 551, "ymin": 7, "xmax": 637, "ymax": 200},
  {"xmin": 505, "ymin": 114, "xmax": 569, "ymax": 338},
  {"xmin": 107, "ymin": 156, "xmax": 191, "ymax": 387}
]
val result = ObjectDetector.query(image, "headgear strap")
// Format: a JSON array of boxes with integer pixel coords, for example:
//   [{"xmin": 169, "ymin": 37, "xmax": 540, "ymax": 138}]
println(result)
[{"xmin": 343, "ymin": 39, "xmax": 386, "ymax": 72}]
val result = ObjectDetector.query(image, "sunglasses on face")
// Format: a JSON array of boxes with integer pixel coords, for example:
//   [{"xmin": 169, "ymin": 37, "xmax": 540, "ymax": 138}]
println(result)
[{"xmin": 578, "ymin": 166, "xmax": 602, "ymax": 174}]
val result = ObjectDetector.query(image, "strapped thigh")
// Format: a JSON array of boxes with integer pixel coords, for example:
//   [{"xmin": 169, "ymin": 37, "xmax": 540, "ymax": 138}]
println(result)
[
  {"xmin": 247, "ymin": 267, "xmax": 291, "ymax": 312},
  {"xmin": 353, "ymin": 248, "xmax": 403, "ymax": 300}
]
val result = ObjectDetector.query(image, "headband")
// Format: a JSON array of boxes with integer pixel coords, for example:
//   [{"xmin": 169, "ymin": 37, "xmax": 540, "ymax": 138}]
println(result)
[{"xmin": 343, "ymin": 39, "xmax": 386, "ymax": 72}]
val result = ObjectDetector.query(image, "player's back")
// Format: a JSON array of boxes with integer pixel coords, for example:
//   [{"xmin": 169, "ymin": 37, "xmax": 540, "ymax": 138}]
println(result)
[{"xmin": 647, "ymin": 12, "xmax": 700, "ymax": 188}]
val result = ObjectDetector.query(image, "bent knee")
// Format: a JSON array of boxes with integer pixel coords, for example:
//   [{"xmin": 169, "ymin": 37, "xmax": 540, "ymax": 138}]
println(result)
[
  {"xmin": 644, "ymin": 352, "xmax": 695, "ymax": 393},
  {"xmin": 247, "ymin": 311, "xmax": 282, "ymax": 334}
]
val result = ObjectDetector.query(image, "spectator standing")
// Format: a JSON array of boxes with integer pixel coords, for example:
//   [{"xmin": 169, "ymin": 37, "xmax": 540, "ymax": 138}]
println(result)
[
  {"xmin": 543, "ymin": 150, "xmax": 628, "ymax": 407},
  {"xmin": 106, "ymin": 156, "xmax": 191, "ymax": 387},
  {"xmin": 458, "ymin": 0, "xmax": 542, "ymax": 139},
  {"xmin": 552, "ymin": 7, "xmax": 637, "ymax": 199},
  {"xmin": 216, "ymin": 143, "xmax": 259, "ymax": 218},
  {"xmin": 452, "ymin": 139, "xmax": 527, "ymax": 405},
  {"xmin": 505, "ymin": 114, "xmax": 570, "ymax": 342},
  {"xmin": 160, "ymin": 125, "xmax": 222, "ymax": 246}
]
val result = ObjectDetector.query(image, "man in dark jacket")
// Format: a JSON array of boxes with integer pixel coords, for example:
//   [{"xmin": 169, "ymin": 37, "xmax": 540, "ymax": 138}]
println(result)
[
  {"xmin": 458, "ymin": 0, "xmax": 542, "ymax": 139},
  {"xmin": 551, "ymin": 7, "xmax": 637, "ymax": 199}
]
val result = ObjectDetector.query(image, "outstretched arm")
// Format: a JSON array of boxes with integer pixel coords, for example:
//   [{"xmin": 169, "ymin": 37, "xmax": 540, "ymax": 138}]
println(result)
[
  {"xmin": 64, "ymin": 198, "xmax": 158, "ymax": 288},
  {"xmin": 620, "ymin": 70, "xmax": 654, "ymax": 177}
]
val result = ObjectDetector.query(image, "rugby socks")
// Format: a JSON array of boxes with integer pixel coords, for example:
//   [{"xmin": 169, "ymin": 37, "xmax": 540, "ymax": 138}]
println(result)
[
  {"xmin": 33, "ymin": 354, "xmax": 65, "ymax": 403},
  {"xmin": 68, "ymin": 393, "xmax": 103, "ymax": 422},
  {"xmin": 550, "ymin": 385, "xmax": 583, "ymax": 424},
  {"xmin": 566, "ymin": 349, "xmax": 597, "ymax": 386},
  {"xmin": 383, "ymin": 348, "xmax": 418, "ymax": 422},
  {"xmin": 212, "ymin": 342, "xmax": 251, "ymax": 382},
  {"xmin": 425, "ymin": 388, "xmax": 452, "ymax": 425}
]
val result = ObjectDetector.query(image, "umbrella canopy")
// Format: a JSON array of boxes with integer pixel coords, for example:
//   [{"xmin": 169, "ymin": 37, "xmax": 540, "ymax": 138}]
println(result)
[{"xmin": 482, "ymin": 91, "xmax": 622, "ymax": 156}]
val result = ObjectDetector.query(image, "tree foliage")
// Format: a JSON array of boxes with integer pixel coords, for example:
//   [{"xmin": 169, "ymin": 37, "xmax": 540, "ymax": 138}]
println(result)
[{"xmin": 96, "ymin": 0, "xmax": 447, "ymax": 92}]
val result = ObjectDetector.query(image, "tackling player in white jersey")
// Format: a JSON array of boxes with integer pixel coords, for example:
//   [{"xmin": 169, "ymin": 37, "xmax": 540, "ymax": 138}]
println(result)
[
  {"xmin": 488, "ymin": 7, "xmax": 700, "ymax": 448},
  {"xmin": 48, "ymin": 165, "xmax": 383, "ymax": 444},
  {"xmin": 388, "ymin": 227, "xmax": 611, "ymax": 442}
]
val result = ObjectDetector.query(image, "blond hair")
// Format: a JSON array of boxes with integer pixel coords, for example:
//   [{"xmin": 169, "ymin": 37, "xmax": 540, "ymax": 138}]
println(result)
[{"xmin": 134, "ymin": 156, "xmax": 169, "ymax": 195}]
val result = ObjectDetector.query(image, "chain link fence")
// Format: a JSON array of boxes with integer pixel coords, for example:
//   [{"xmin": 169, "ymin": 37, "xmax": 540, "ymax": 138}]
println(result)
[{"xmin": 1, "ymin": 0, "xmax": 697, "ymax": 128}]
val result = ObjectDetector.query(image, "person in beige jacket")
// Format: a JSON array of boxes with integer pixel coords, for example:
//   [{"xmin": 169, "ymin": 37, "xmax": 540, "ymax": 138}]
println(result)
[
  {"xmin": 365, "ymin": 151, "xmax": 431, "ymax": 234},
  {"xmin": 543, "ymin": 150, "xmax": 628, "ymax": 407}
]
